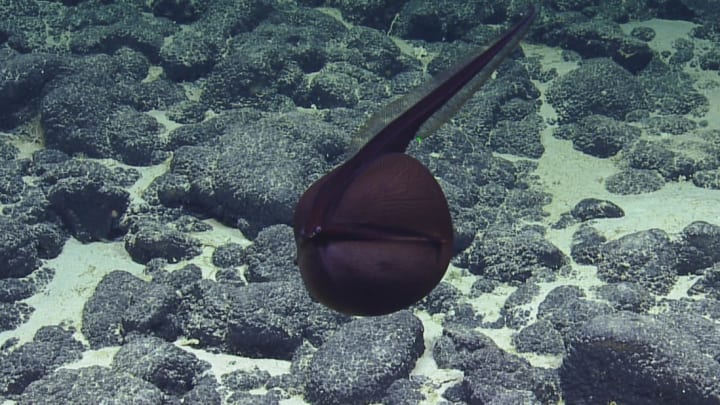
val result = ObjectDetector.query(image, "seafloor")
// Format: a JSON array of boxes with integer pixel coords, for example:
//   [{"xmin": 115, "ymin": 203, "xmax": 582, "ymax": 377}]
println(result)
[{"xmin": 1, "ymin": 1, "xmax": 719, "ymax": 404}]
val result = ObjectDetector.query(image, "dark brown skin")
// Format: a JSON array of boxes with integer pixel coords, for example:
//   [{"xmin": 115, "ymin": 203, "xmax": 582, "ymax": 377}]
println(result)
[{"xmin": 294, "ymin": 6, "xmax": 538, "ymax": 316}]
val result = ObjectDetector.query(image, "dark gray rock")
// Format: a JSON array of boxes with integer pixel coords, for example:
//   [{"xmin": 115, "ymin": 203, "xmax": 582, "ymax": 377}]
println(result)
[
  {"xmin": 0, "ymin": 217, "xmax": 41, "ymax": 278},
  {"xmin": 245, "ymin": 224, "xmax": 299, "ymax": 283},
  {"xmin": 680, "ymin": 0, "xmax": 720, "ymax": 19},
  {"xmin": 605, "ymin": 168, "xmax": 665, "ymax": 194},
  {"xmin": 175, "ymin": 214, "xmax": 213, "ymax": 233},
  {"xmin": 639, "ymin": 64, "xmax": 708, "ymax": 116},
  {"xmin": 41, "ymin": 80, "xmax": 169, "ymax": 165},
  {"xmin": 149, "ymin": 0, "xmax": 208, "ymax": 23},
  {"xmin": 689, "ymin": 264, "xmax": 720, "ymax": 300},
  {"xmin": 694, "ymin": 168, "xmax": 720, "ymax": 189},
  {"xmin": 594, "ymin": 282, "xmax": 654, "ymax": 313},
  {"xmin": 415, "ymin": 134, "xmax": 515, "ymax": 213},
  {"xmin": 487, "ymin": 114, "xmax": 545, "ymax": 158},
  {"xmin": 334, "ymin": 24, "xmax": 411, "ymax": 76},
  {"xmin": 677, "ymin": 221, "xmax": 720, "ymax": 269},
  {"xmin": 669, "ymin": 37, "xmax": 694, "ymax": 65},
  {"xmin": 177, "ymin": 278, "xmax": 346, "ymax": 356},
  {"xmin": 296, "ymin": 66, "xmax": 359, "ymax": 109},
  {"xmin": 82, "ymin": 270, "xmax": 149, "ymax": 348},
  {"xmin": 699, "ymin": 46, "xmax": 720, "ymax": 70},
  {"xmin": 26, "ymin": 149, "xmax": 68, "ymax": 174},
  {"xmin": 0, "ymin": 161, "xmax": 26, "ymax": 204},
  {"xmin": 630, "ymin": 26, "xmax": 655, "ymax": 41},
  {"xmin": 449, "ymin": 205, "xmax": 489, "ymax": 253},
  {"xmin": 0, "ymin": 51, "xmax": 67, "ymax": 127},
  {"xmin": 431, "ymin": 59, "xmax": 543, "ymax": 159},
  {"xmin": 624, "ymin": 139, "xmax": 705, "ymax": 181},
  {"xmin": 324, "ymin": 0, "xmax": 402, "ymax": 29},
  {"xmin": 123, "ymin": 76, "xmax": 187, "ymax": 113},
  {"xmin": 502, "ymin": 282, "xmax": 541, "ymax": 328},
  {"xmin": 1, "ymin": 187, "xmax": 52, "ymax": 226},
  {"xmin": 0, "ymin": 2, "xmax": 44, "ymax": 52},
  {"xmin": 487, "ymin": 389, "xmax": 542, "ymax": 405},
  {"xmin": 3, "ymin": 2, "xmax": 166, "ymax": 54},
  {"xmin": 214, "ymin": 267, "xmax": 246, "ymax": 286},
  {"xmin": 0, "ymin": 140, "xmax": 19, "ymax": 161},
  {"xmin": 470, "ymin": 277, "xmax": 500, "ymax": 296},
  {"xmin": 0, "ymin": 278, "xmax": 35, "ymax": 303},
  {"xmin": 211, "ymin": 114, "xmax": 344, "ymax": 237},
  {"xmin": 544, "ymin": 16, "xmax": 653, "ymax": 72},
  {"xmin": 150, "ymin": 262, "xmax": 203, "ymax": 292},
  {"xmin": 19, "ymin": 365, "xmax": 166, "ymax": 404},
  {"xmin": 498, "ymin": 179, "xmax": 553, "ymax": 223},
  {"xmin": 112, "ymin": 336, "xmax": 210, "ymax": 396},
  {"xmin": 0, "ymin": 302, "xmax": 33, "ymax": 333},
  {"xmin": 382, "ymin": 378, "xmax": 426, "ymax": 405},
  {"xmin": 434, "ymin": 326, "xmax": 560, "ymax": 404},
  {"xmin": 37, "ymin": 81, "xmax": 101, "ymax": 157},
  {"xmin": 200, "ymin": 8, "xmax": 345, "ymax": 110},
  {"xmin": 267, "ymin": 372, "xmax": 303, "ymax": 398},
  {"xmin": 158, "ymin": 0, "xmax": 272, "ymax": 80},
  {"xmin": 226, "ymin": 391, "xmax": 283, "ymax": 404},
  {"xmin": 68, "ymin": 6, "xmax": 176, "ymax": 56},
  {"xmin": 159, "ymin": 29, "xmax": 218, "ymax": 81},
  {"xmin": 124, "ymin": 221, "xmax": 202, "ymax": 264},
  {"xmin": 31, "ymin": 222, "xmax": 66, "ymax": 260},
  {"xmin": 305, "ymin": 311, "xmax": 424, "ymax": 405},
  {"xmin": 665, "ymin": 296, "xmax": 720, "ymax": 322},
  {"xmin": 226, "ymin": 281, "xmax": 347, "ymax": 359},
  {"xmin": 35, "ymin": 154, "xmax": 140, "ymax": 234},
  {"xmin": 644, "ymin": 114, "xmax": 697, "ymax": 135},
  {"xmin": 513, "ymin": 320, "xmax": 565, "ymax": 355},
  {"xmin": 212, "ymin": 242, "xmax": 246, "ymax": 268},
  {"xmin": 39, "ymin": 158, "xmax": 113, "ymax": 187},
  {"xmin": 393, "ymin": 0, "xmax": 505, "ymax": 42},
  {"xmin": 547, "ymin": 0, "xmax": 654, "ymax": 21},
  {"xmin": 461, "ymin": 227, "xmax": 566, "ymax": 283},
  {"xmin": 443, "ymin": 303, "xmax": 483, "ymax": 329},
  {"xmin": 39, "ymin": 84, "xmax": 115, "ymax": 156},
  {"xmin": 148, "ymin": 172, "xmax": 192, "ymax": 207},
  {"xmin": 597, "ymin": 228, "xmax": 678, "ymax": 294},
  {"xmin": 122, "ymin": 282, "xmax": 181, "ymax": 342},
  {"xmin": 179, "ymin": 280, "xmax": 242, "ymax": 349},
  {"xmin": 418, "ymin": 281, "xmax": 461, "ymax": 315},
  {"xmin": 222, "ymin": 367, "xmax": 271, "ymax": 391},
  {"xmin": 167, "ymin": 100, "xmax": 207, "ymax": 126},
  {"xmin": 554, "ymin": 114, "xmax": 641, "ymax": 158},
  {"xmin": 81, "ymin": 268, "xmax": 182, "ymax": 346},
  {"xmin": 104, "ymin": 108, "xmax": 169, "ymax": 165},
  {"xmin": 47, "ymin": 177, "xmax": 129, "ymax": 243},
  {"xmin": 546, "ymin": 58, "xmax": 650, "ymax": 123},
  {"xmin": 166, "ymin": 111, "xmax": 348, "ymax": 238},
  {"xmin": 570, "ymin": 198, "xmax": 624, "ymax": 221},
  {"xmin": 0, "ymin": 326, "xmax": 84, "ymax": 395},
  {"xmin": 561, "ymin": 312, "xmax": 720, "ymax": 405},
  {"xmin": 121, "ymin": 205, "xmax": 210, "ymax": 236},
  {"xmin": 181, "ymin": 375, "xmax": 223, "ymax": 404},
  {"xmin": 662, "ymin": 310, "xmax": 720, "ymax": 357},
  {"xmin": 676, "ymin": 224, "xmax": 719, "ymax": 274},
  {"xmin": 167, "ymin": 112, "xmax": 257, "ymax": 149},
  {"xmin": 38, "ymin": 48, "xmax": 180, "ymax": 165},
  {"xmin": 537, "ymin": 285, "xmax": 613, "ymax": 338}
]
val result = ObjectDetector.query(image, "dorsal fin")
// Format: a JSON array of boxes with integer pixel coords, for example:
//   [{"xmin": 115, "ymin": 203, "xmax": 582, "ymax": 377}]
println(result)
[{"xmin": 348, "ymin": 6, "xmax": 538, "ymax": 161}]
